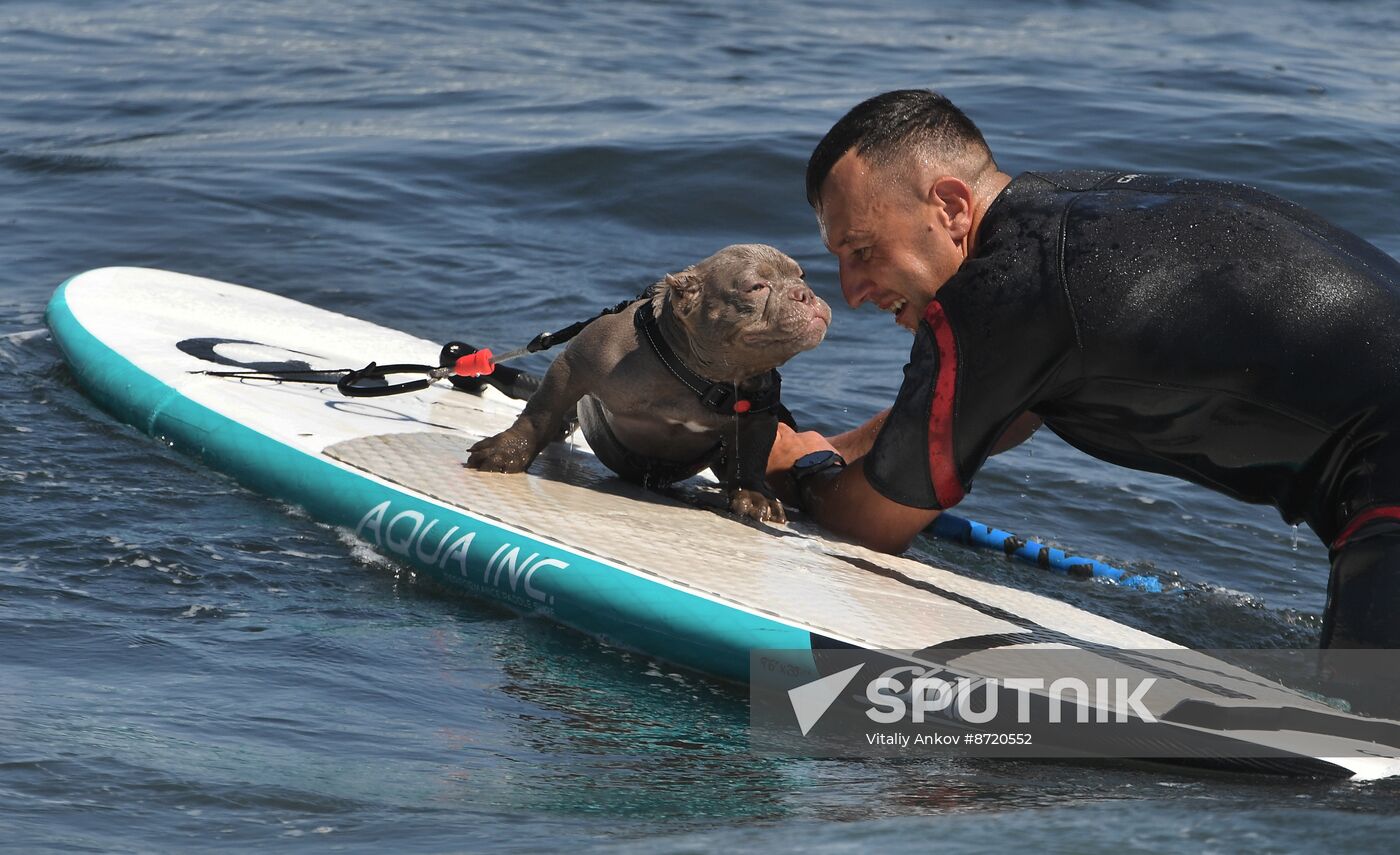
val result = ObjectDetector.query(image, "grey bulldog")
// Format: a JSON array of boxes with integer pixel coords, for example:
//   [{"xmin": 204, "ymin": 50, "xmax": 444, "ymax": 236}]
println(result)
[{"xmin": 466, "ymin": 243, "xmax": 831, "ymax": 522}]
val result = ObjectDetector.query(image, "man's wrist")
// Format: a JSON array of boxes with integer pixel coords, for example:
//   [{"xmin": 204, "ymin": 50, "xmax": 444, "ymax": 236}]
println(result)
[{"xmin": 791, "ymin": 450, "xmax": 847, "ymax": 513}]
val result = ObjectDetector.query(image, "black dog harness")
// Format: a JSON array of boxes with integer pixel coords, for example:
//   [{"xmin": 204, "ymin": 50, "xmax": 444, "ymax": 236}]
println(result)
[{"xmin": 632, "ymin": 298, "xmax": 782, "ymax": 417}]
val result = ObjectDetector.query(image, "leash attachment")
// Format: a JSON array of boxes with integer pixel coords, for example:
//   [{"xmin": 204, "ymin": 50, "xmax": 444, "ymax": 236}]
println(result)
[{"xmin": 335, "ymin": 361, "xmax": 456, "ymax": 397}]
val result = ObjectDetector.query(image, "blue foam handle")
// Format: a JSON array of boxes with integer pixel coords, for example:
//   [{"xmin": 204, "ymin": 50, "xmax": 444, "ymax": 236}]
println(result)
[{"xmin": 927, "ymin": 513, "xmax": 1163, "ymax": 592}]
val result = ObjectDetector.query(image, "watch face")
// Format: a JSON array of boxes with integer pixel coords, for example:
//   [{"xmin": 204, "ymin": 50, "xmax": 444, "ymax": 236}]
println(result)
[
  {"xmin": 794, "ymin": 449, "xmax": 842, "ymax": 473},
  {"xmin": 795, "ymin": 447, "xmax": 834, "ymax": 467}
]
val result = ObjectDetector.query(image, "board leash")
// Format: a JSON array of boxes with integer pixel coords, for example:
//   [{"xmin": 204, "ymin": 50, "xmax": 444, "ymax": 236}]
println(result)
[
  {"xmin": 192, "ymin": 342, "xmax": 539, "ymax": 399},
  {"xmin": 927, "ymin": 513, "xmax": 1163, "ymax": 591},
  {"xmin": 191, "ymin": 295, "xmax": 645, "ymax": 397}
]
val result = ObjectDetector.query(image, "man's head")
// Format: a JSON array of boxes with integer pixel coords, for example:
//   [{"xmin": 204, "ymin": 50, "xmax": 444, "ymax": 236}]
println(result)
[{"xmin": 806, "ymin": 89, "xmax": 1006, "ymax": 331}]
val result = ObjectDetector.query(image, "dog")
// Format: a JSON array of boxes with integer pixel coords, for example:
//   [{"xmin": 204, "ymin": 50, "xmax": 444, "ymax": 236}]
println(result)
[{"xmin": 466, "ymin": 244, "xmax": 831, "ymax": 522}]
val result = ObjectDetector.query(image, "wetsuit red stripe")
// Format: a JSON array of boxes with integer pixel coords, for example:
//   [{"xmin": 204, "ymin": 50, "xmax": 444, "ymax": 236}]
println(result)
[
  {"xmin": 924, "ymin": 301, "xmax": 965, "ymax": 508},
  {"xmin": 1331, "ymin": 506, "xmax": 1400, "ymax": 550}
]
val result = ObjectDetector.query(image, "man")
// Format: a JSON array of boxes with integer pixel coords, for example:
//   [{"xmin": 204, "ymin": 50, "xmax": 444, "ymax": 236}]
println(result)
[{"xmin": 770, "ymin": 89, "xmax": 1400, "ymax": 648}]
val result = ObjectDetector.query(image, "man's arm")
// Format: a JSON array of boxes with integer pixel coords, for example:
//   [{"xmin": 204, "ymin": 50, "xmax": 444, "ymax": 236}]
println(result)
[
  {"xmin": 777, "ymin": 408, "xmax": 1039, "ymax": 471},
  {"xmin": 767, "ymin": 420, "xmax": 938, "ymax": 553},
  {"xmin": 828, "ymin": 409, "xmax": 889, "ymax": 461},
  {"xmin": 767, "ymin": 408, "xmax": 891, "ymax": 481},
  {"xmin": 766, "ymin": 409, "xmax": 1040, "ymax": 554},
  {"xmin": 991, "ymin": 411, "xmax": 1041, "ymax": 455},
  {"xmin": 799, "ymin": 458, "xmax": 941, "ymax": 554}
]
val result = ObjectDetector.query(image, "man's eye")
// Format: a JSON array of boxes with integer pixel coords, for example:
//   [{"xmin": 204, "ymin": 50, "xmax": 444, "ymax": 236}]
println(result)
[{"xmin": 854, "ymin": 247, "xmax": 873, "ymax": 262}]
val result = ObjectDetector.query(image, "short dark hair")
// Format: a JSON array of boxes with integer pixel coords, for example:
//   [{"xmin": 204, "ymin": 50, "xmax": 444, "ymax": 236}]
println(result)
[{"xmin": 805, "ymin": 89, "xmax": 995, "ymax": 207}]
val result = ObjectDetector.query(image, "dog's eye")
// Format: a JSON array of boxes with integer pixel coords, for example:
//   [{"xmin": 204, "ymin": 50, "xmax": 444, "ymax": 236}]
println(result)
[{"xmin": 748, "ymin": 281, "xmax": 769, "ymax": 292}]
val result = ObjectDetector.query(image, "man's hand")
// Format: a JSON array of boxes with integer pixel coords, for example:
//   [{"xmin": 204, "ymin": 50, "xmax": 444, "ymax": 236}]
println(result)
[
  {"xmin": 766, "ymin": 423, "xmax": 838, "ymax": 504},
  {"xmin": 765, "ymin": 421, "xmax": 941, "ymax": 552}
]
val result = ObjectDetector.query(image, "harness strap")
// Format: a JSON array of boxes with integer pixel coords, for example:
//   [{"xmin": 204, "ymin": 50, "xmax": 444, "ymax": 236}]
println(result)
[
  {"xmin": 633, "ymin": 299, "xmax": 781, "ymax": 416},
  {"xmin": 523, "ymin": 296, "xmax": 639, "ymax": 354}
]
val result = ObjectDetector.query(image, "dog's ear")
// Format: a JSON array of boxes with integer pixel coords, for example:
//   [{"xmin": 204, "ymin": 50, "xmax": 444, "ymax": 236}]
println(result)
[{"xmin": 663, "ymin": 269, "xmax": 702, "ymax": 318}]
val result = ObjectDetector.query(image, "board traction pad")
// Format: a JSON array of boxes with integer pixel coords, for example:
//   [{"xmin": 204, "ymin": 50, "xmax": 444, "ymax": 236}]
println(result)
[{"xmin": 325, "ymin": 428, "xmax": 1172, "ymax": 651}]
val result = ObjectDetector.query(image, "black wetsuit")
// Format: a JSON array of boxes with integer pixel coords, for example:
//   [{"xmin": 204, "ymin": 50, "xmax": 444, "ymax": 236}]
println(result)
[{"xmin": 864, "ymin": 170, "xmax": 1400, "ymax": 647}]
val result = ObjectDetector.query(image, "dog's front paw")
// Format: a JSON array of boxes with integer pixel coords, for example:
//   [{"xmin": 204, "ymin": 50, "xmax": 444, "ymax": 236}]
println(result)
[
  {"xmin": 727, "ymin": 487, "xmax": 786, "ymax": 524},
  {"xmin": 467, "ymin": 426, "xmax": 541, "ymax": 473}
]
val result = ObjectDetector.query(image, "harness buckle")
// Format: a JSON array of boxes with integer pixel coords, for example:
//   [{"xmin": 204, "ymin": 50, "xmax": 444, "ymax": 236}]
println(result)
[{"xmin": 700, "ymin": 384, "xmax": 734, "ymax": 412}]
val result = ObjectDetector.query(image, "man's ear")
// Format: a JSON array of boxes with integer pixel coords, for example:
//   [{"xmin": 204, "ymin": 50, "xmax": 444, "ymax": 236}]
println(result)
[
  {"xmin": 664, "ymin": 268, "xmax": 702, "ymax": 317},
  {"xmin": 929, "ymin": 177, "xmax": 974, "ymax": 243}
]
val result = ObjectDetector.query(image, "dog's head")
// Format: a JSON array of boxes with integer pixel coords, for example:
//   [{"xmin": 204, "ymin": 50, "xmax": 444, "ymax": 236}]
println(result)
[{"xmin": 661, "ymin": 244, "xmax": 831, "ymax": 380}]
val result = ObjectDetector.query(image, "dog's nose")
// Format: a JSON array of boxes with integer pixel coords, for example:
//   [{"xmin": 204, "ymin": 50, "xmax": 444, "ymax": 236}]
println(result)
[{"xmin": 788, "ymin": 284, "xmax": 813, "ymax": 303}]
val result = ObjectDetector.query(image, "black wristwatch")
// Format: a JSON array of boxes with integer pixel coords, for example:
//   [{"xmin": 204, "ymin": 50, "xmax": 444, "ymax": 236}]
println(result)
[{"xmin": 791, "ymin": 449, "xmax": 846, "ymax": 512}]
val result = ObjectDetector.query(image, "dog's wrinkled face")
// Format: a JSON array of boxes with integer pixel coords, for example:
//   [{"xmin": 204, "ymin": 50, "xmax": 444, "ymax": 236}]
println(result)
[{"xmin": 664, "ymin": 244, "xmax": 831, "ymax": 379}]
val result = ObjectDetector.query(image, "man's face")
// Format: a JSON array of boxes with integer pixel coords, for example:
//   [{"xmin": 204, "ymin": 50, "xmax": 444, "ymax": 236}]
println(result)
[{"xmin": 816, "ymin": 150, "xmax": 966, "ymax": 332}]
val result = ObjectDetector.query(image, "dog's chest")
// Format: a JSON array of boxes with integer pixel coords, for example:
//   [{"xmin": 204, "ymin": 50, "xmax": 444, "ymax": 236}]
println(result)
[{"xmin": 603, "ymin": 401, "xmax": 729, "ymax": 453}]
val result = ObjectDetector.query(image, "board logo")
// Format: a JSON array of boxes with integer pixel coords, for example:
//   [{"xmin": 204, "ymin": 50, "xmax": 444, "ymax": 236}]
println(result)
[
  {"xmin": 176, "ymin": 337, "xmax": 344, "ymax": 383},
  {"xmin": 356, "ymin": 500, "xmax": 568, "ymax": 604}
]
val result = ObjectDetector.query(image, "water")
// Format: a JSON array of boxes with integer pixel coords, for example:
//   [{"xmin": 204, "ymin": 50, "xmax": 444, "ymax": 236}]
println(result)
[{"xmin": 3, "ymin": 0, "xmax": 1399, "ymax": 850}]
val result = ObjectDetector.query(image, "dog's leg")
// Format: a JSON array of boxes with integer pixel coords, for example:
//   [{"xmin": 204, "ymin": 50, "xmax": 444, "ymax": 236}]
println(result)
[
  {"xmin": 720, "ymin": 412, "xmax": 786, "ymax": 523},
  {"xmin": 467, "ymin": 351, "xmax": 589, "ymax": 473}
]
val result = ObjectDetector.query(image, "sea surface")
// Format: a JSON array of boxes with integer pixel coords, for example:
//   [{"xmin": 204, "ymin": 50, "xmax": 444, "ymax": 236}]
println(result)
[{"xmin": 3, "ymin": 0, "xmax": 1399, "ymax": 851}]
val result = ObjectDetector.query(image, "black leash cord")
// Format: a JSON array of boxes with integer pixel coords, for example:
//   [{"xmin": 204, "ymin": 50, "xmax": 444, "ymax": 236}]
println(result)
[
  {"xmin": 335, "ymin": 362, "xmax": 452, "ymax": 397},
  {"xmin": 195, "ymin": 362, "xmax": 450, "ymax": 397}
]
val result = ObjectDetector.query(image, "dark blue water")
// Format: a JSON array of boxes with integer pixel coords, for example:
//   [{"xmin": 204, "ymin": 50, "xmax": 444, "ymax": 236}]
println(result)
[{"xmin": 4, "ymin": 0, "xmax": 1400, "ymax": 850}]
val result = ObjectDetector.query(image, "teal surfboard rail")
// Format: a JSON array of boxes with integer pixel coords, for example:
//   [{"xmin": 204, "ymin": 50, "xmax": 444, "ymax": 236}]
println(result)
[{"xmin": 45, "ymin": 278, "xmax": 817, "ymax": 682}]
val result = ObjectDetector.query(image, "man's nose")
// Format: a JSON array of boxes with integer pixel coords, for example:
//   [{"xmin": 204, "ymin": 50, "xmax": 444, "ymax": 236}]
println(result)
[{"xmin": 839, "ymin": 261, "xmax": 871, "ymax": 308}]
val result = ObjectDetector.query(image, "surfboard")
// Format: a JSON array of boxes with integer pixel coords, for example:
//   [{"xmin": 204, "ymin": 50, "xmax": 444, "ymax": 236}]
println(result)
[{"xmin": 46, "ymin": 267, "xmax": 1400, "ymax": 780}]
